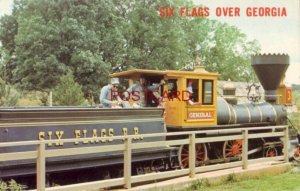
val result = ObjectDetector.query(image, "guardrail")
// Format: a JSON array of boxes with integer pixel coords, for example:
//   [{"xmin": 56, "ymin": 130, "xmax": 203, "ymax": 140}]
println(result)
[{"xmin": 0, "ymin": 125, "xmax": 289, "ymax": 191}]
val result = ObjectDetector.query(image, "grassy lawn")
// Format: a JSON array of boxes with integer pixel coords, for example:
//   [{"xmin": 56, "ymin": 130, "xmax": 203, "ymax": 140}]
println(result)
[
  {"xmin": 186, "ymin": 170, "xmax": 300, "ymax": 191},
  {"xmin": 186, "ymin": 172, "xmax": 300, "ymax": 191}
]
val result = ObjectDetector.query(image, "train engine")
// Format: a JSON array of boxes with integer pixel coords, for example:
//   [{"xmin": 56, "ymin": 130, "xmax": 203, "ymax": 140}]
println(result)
[{"xmin": 111, "ymin": 53, "xmax": 292, "ymax": 167}]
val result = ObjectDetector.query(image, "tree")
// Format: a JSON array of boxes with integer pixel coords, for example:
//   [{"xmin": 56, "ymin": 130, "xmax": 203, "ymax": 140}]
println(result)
[
  {"xmin": 0, "ymin": 0, "xmax": 261, "ymax": 102},
  {"xmin": 101, "ymin": 0, "xmax": 260, "ymax": 81},
  {"xmin": 198, "ymin": 22, "xmax": 260, "ymax": 82},
  {"xmin": 0, "ymin": 0, "xmax": 26, "ymax": 84},
  {"xmin": 0, "ymin": 14, "xmax": 17, "ymax": 55},
  {"xmin": 0, "ymin": 15, "xmax": 18, "ymax": 84},
  {"xmin": 114, "ymin": 0, "xmax": 192, "ymax": 71},
  {"xmin": 11, "ymin": 0, "xmax": 122, "ymax": 94},
  {"xmin": 52, "ymin": 72, "xmax": 85, "ymax": 106}
]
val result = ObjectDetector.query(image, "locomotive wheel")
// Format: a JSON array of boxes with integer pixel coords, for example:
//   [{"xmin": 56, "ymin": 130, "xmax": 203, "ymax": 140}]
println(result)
[
  {"xmin": 223, "ymin": 139, "xmax": 243, "ymax": 158},
  {"xmin": 264, "ymin": 147, "xmax": 278, "ymax": 157},
  {"xmin": 293, "ymin": 145, "xmax": 300, "ymax": 161},
  {"xmin": 178, "ymin": 143, "xmax": 207, "ymax": 168}
]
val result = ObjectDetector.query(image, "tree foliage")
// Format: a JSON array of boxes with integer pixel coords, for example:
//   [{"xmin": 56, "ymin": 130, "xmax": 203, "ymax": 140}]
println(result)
[
  {"xmin": 52, "ymin": 72, "xmax": 85, "ymax": 106},
  {"xmin": 196, "ymin": 21, "xmax": 260, "ymax": 82},
  {"xmin": 114, "ymin": 0, "xmax": 192, "ymax": 70},
  {"xmin": 0, "ymin": 0, "xmax": 260, "ymax": 103}
]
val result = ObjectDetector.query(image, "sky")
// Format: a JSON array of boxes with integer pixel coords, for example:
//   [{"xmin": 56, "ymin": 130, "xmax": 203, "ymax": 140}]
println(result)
[
  {"xmin": 0, "ymin": 0, "xmax": 13, "ymax": 16},
  {"xmin": 194, "ymin": 0, "xmax": 300, "ymax": 85},
  {"xmin": 0, "ymin": 0, "xmax": 299, "ymax": 84}
]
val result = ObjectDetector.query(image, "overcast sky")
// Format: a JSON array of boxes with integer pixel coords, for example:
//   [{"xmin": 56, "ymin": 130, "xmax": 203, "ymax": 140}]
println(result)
[
  {"xmin": 0, "ymin": 0, "xmax": 13, "ymax": 16},
  {"xmin": 194, "ymin": 0, "xmax": 300, "ymax": 85},
  {"xmin": 0, "ymin": 0, "xmax": 299, "ymax": 84}
]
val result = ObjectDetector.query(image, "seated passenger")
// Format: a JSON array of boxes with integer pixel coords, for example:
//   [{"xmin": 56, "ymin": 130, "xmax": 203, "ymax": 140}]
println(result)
[
  {"xmin": 187, "ymin": 81, "xmax": 201, "ymax": 106},
  {"xmin": 124, "ymin": 75, "xmax": 165, "ymax": 107},
  {"xmin": 99, "ymin": 78, "xmax": 122, "ymax": 108}
]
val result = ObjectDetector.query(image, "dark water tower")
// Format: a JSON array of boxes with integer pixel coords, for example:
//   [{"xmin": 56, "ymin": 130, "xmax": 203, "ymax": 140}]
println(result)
[{"xmin": 251, "ymin": 54, "xmax": 289, "ymax": 103}]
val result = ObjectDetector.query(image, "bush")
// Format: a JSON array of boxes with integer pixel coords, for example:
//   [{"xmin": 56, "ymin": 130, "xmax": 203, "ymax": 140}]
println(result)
[
  {"xmin": 289, "ymin": 89, "xmax": 300, "ymax": 129},
  {"xmin": 226, "ymin": 173, "xmax": 238, "ymax": 183},
  {"xmin": 52, "ymin": 72, "xmax": 86, "ymax": 106},
  {"xmin": 188, "ymin": 178, "xmax": 210, "ymax": 190},
  {"xmin": 0, "ymin": 179, "xmax": 26, "ymax": 191},
  {"xmin": 0, "ymin": 78, "xmax": 19, "ymax": 106},
  {"xmin": 16, "ymin": 91, "xmax": 46, "ymax": 106},
  {"xmin": 289, "ymin": 112, "xmax": 300, "ymax": 130},
  {"xmin": 293, "ymin": 90, "xmax": 300, "ymax": 111}
]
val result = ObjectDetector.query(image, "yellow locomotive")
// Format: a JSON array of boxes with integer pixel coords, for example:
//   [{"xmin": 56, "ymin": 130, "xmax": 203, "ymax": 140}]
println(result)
[
  {"xmin": 111, "ymin": 54, "xmax": 291, "ymax": 129},
  {"xmin": 110, "ymin": 53, "xmax": 292, "ymax": 165}
]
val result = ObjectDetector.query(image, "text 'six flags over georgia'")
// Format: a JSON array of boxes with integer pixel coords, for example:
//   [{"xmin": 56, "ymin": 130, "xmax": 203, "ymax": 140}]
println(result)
[{"xmin": 159, "ymin": 7, "xmax": 287, "ymax": 17}]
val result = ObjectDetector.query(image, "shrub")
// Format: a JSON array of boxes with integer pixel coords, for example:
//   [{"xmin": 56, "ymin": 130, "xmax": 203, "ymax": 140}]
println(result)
[
  {"xmin": 0, "ymin": 78, "xmax": 19, "ymax": 106},
  {"xmin": 0, "ymin": 179, "xmax": 26, "ymax": 191},
  {"xmin": 226, "ymin": 173, "xmax": 238, "ymax": 183},
  {"xmin": 52, "ymin": 72, "xmax": 85, "ymax": 106},
  {"xmin": 16, "ymin": 91, "xmax": 45, "ymax": 106},
  {"xmin": 188, "ymin": 178, "xmax": 210, "ymax": 190}
]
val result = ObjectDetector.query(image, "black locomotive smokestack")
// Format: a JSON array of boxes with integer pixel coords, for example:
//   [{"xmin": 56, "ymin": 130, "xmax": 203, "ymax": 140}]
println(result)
[{"xmin": 251, "ymin": 54, "xmax": 289, "ymax": 103}]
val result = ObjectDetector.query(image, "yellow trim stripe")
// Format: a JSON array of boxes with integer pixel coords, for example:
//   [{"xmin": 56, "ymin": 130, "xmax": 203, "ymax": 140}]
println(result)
[
  {"xmin": 0, "ymin": 109, "xmax": 161, "ymax": 114},
  {"xmin": 0, "ymin": 115, "xmax": 160, "ymax": 121},
  {"xmin": 0, "ymin": 118, "xmax": 163, "ymax": 128}
]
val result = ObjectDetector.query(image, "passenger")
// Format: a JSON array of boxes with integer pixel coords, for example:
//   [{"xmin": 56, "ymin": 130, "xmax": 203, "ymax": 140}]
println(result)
[
  {"xmin": 99, "ymin": 78, "xmax": 122, "ymax": 108},
  {"xmin": 124, "ymin": 75, "xmax": 165, "ymax": 107},
  {"xmin": 187, "ymin": 81, "xmax": 201, "ymax": 106}
]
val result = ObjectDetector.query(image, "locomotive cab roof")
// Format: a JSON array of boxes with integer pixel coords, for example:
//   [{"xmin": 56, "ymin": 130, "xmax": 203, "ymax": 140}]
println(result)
[
  {"xmin": 110, "ymin": 68, "xmax": 219, "ymax": 79},
  {"xmin": 110, "ymin": 69, "xmax": 166, "ymax": 79}
]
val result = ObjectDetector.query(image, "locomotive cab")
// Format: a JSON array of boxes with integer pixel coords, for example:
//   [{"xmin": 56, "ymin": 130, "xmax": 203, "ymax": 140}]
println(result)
[
  {"xmin": 111, "ymin": 66, "xmax": 219, "ymax": 129},
  {"xmin": 110, "ymin": 69, "xmax": 166, "ymax": 107}
]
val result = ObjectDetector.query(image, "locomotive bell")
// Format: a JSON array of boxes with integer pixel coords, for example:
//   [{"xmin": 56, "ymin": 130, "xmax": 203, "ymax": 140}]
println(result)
[{"xmin": 251, "ymin": 54, "xmax": 289, "ymax": 103}]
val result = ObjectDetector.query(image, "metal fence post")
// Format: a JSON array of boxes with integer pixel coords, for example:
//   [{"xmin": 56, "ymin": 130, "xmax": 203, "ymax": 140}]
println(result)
[
  {"xmin": 37, "ymin": 142, "xmax": 46, "ymax": 191},
  {"xmin": 189, "ymin": 133, "xmax": 196, "ymax": 178},
  {"xmin": 124, "ymin": 138, "xmax": 132, "ymax": 189},
  {"xmin": 284, "ymin": 126, "xmax": 289, "ymax": 163},
  {"xmin": 242, "ymin": 130, "xmax": 248, "ymax": 170}
]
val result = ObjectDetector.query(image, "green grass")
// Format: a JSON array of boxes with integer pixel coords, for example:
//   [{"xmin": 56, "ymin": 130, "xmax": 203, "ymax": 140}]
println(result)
[{"xmin": 185, "ymin": 171, "xmax": 300, "ymax": 191}]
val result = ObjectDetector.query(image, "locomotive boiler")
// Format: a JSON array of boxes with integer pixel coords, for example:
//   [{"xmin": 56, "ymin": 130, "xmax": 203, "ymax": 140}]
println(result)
[
  {"xmin": 0, "ymin": 54, "xmax": 294, "ymax": 185},
  {"xmin": 218, "ymin": 54, "xmax": 290, "ymax": 126}
]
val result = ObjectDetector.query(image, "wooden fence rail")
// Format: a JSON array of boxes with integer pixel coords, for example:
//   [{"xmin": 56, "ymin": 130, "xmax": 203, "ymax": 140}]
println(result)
[{"xmin": 0, "ymin": 125, "xmax": 289, "ymax": 191}]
